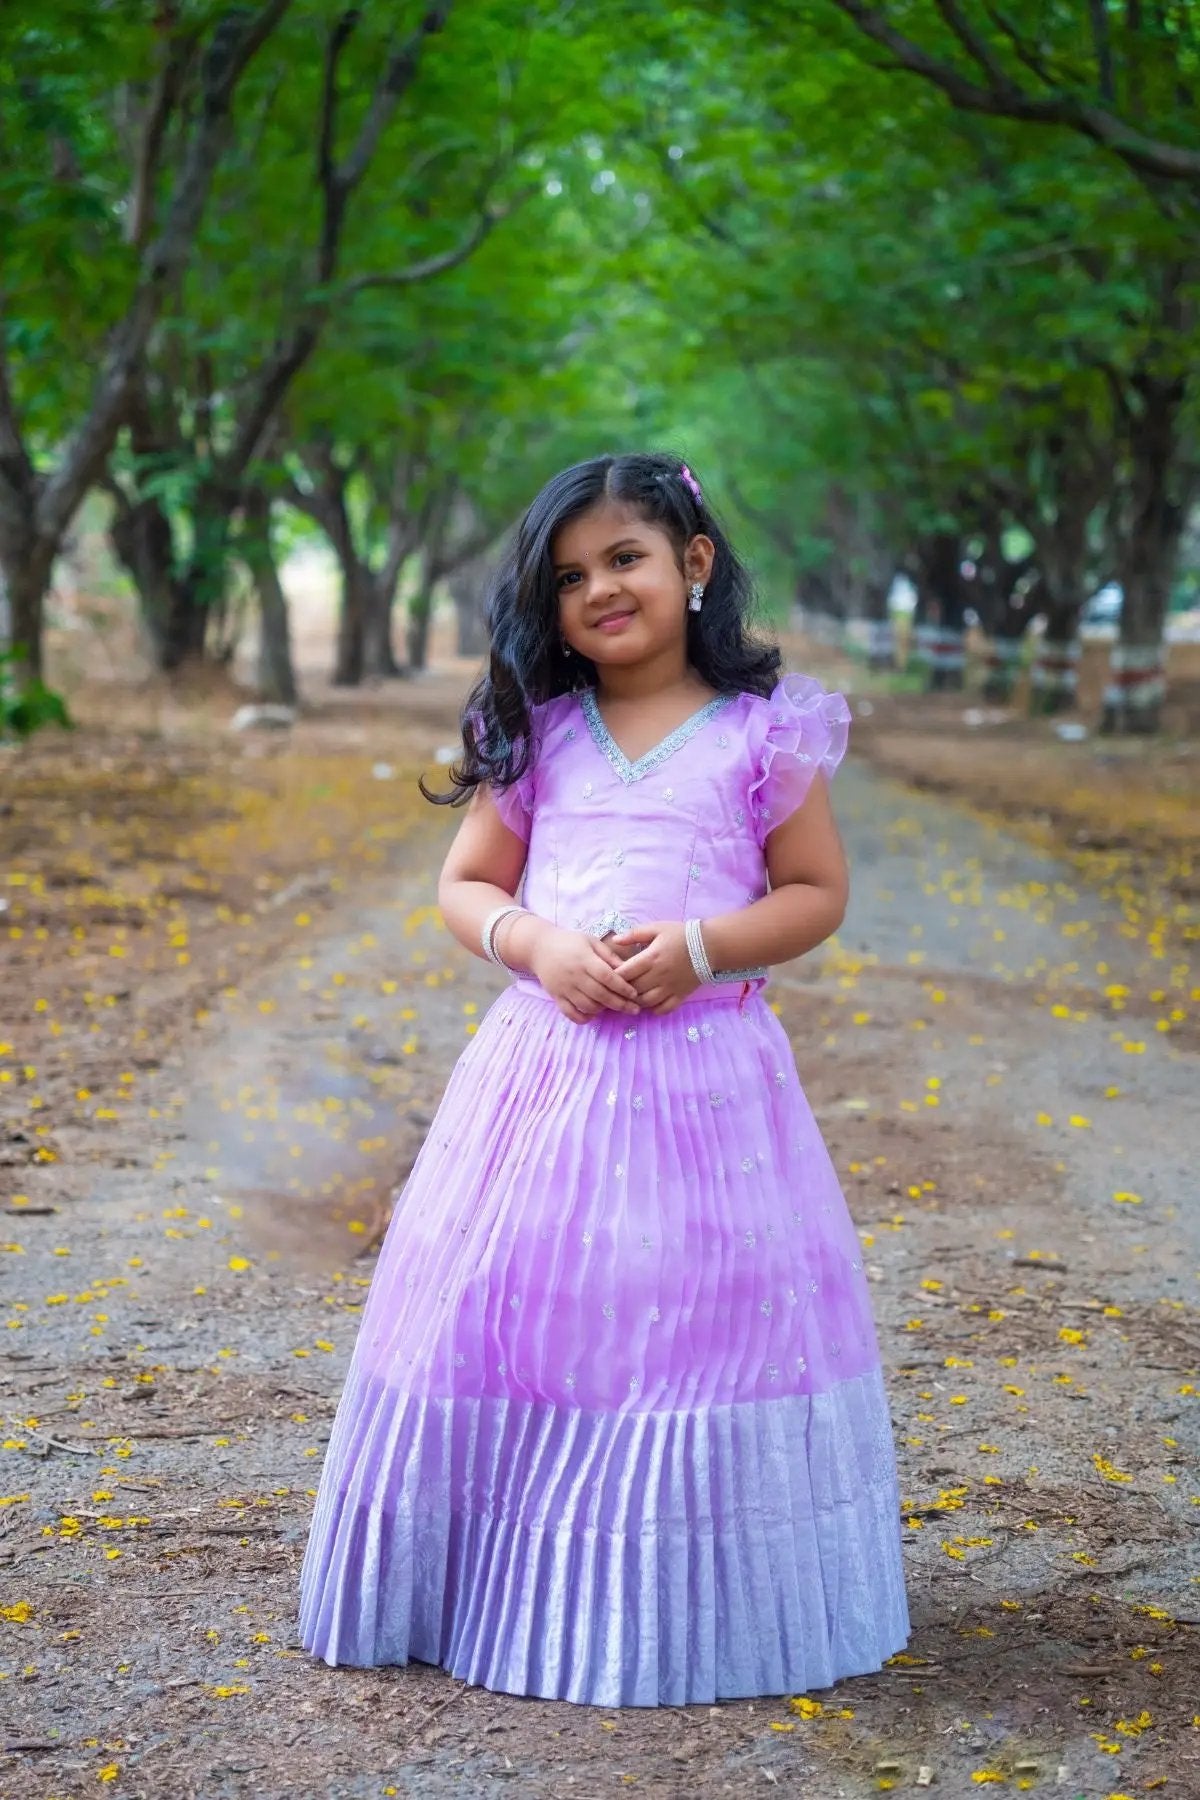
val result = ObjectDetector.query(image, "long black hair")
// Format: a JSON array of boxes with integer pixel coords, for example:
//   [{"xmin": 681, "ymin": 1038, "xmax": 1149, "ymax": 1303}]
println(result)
[{"xmin": 420, "ymin": 450, "xmax": 781, "ymax": 808}]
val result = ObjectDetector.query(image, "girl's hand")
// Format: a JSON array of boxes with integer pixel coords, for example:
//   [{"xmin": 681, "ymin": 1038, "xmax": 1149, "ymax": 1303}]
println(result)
[
  {"xmin": 608, "ymin": 921, "xmax": 700, "ymax": 1015},
  {"xmin": 528, "ymin": 925, "xmax": 642, "ymax": 1025}
]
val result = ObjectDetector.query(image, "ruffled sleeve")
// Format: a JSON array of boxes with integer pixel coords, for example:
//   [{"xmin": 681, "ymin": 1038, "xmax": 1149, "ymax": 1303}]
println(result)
[
  {"xmin": 747, "ymin": 673, "xmax": 851, "ymax": 847},
  {"xmin": 489, "ymin": 759, "xmax": 536, "ymax": 843},
  {"xmin": 468, "ymin": 705, "xmax": 538, "ymax": 844}
]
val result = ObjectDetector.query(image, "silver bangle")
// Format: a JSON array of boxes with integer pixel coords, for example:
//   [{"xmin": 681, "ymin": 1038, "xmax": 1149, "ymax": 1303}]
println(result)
[
  {"xmin": 482, "ymin": 904, "xmax": 527, "ymax": 969},
  {"xmin": 686, "ymin": 916, "xmax": 768, "ymax": 986},
  {"xmin": 685, "ymin": 917, "xmax": 716, "ymax": 985}
]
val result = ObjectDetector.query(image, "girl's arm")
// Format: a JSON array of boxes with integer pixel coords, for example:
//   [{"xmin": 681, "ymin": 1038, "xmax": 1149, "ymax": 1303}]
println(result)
[
  {"xmin": 694, "ymin": 776, "xmax": 849, "ymax": 972},
  {"xmin": 611, "ymin": 777, "xmax": 848, "ymax": 1011},
  {"xmin": 437, "ymin": 788, "xmax": 641, "ymax": 1013},
  {"xmin": 437, "ymin": 785, "xmax": 540, "ymax": 968}
]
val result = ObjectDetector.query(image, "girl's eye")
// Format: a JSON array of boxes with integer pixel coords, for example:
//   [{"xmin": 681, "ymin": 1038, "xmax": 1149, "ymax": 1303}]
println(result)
[{"xmin": 614, "ymin": 552, "xmax": 639, "ymax": 567}]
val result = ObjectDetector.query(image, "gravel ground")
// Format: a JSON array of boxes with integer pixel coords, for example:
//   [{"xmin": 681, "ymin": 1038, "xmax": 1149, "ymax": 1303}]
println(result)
[{"xmin": 2, "ymin": 733, "xmax": 1197, "ymax": 1800}]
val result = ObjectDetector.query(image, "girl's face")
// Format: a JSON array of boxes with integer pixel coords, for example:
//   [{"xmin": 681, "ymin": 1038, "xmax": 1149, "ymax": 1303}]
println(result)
[{"xmin": 552, "ymin": 501, "xmax": 714, "ymax": 667}]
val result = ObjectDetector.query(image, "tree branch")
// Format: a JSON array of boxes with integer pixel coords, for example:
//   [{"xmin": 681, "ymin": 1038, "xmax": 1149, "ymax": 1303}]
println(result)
[
  {"xmin": 36, "ymin": 0, "xmax": 295, "ymax": 548},
  {"xmin": 932, "ymin": 0, "xmax": 1016, "ymax": 93},
  {"xmin": 341, "ymin": 187, "xmax": 535, "ymax": 298},
  {"xmin": 220, "ymin": 3, "xmax": 457, "ymax": 483},
  {"xmin": 977, "ymin": 0, "xmax": 1057, "ymax": 87},
  {"xmin": 828, "ymin": 0, "xmax": 1200, "ymax": 184},
  {"xmin": 315, "ymin": 9, "xmax": 360, "ymax": 280},
  {"xmin": 335, "ymin": 3, "xmax": 453, "ymax": 197},
  {"xmin": 0, "ymin": 322, "xmax": 36, "ymax": 545},
  {"xmin": 128, "ymin": 23, "xmax": 198, "ymax": 249},
  {"xmin": 1089, "ymin": 0, "xmax": 1116, "ymax": 104}
]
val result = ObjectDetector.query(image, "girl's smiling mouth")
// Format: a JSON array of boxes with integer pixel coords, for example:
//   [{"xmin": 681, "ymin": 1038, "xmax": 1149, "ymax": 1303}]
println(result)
[{"xmin": 594, "ymin": 609, "xmax": 636, "ymax": 632}]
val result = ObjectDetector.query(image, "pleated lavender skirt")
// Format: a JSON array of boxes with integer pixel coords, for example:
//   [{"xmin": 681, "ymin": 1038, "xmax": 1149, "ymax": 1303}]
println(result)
[{"xmin": 298, "ymin": 981, "xmax": 909, "ymax": 1706}]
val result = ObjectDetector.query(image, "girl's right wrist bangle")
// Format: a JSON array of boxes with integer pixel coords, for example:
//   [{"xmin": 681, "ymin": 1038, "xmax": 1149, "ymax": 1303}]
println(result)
[{"xmin": 482, "ymin": 904, "xmax": 528, "ymax": 970}]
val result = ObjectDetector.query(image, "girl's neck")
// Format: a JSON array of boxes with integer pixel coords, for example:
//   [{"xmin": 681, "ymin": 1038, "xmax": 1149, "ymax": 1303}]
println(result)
[{"xmin": 592, "ymin": 651, "xmax": 710, "ymax": 707}]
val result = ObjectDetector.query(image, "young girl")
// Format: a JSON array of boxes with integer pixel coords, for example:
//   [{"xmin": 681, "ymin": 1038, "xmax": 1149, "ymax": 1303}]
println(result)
[{"xmin": 298, "ymin": 451, "xmax": 910, "ymax": 1706}]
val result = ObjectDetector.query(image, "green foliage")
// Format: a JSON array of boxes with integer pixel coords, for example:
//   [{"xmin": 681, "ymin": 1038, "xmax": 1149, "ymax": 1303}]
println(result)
[
  {"xmin": 0, "ymin": 649, "xmax": 72, "ymax": 738},
  {"xmin": 3, "ymin": 0, "xmax": 1198, "ymax": 670}
]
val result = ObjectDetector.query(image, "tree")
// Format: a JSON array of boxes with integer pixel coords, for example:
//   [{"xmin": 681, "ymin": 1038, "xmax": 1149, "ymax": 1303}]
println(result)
[
  {"xmin": 103, "ymin": 0, "xmax": 527, "ymax": 673},
  {"xmin": 0, "ymin": 2, "xmax": 293, "ymax": 682}
]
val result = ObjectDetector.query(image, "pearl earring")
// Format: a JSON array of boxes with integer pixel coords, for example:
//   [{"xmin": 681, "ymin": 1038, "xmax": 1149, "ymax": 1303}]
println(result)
[{"xmin": 688, "ymin": 582, "xmax": 705, "ymax": 612}]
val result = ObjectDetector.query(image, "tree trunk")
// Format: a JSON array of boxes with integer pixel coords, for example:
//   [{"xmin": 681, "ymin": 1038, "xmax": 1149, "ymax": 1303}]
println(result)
[
  {"xmin": 108, "ymin": 493, "xmax": 179, "ymax": 665},
  {"xmin": 1029, "ymin": 603, "xmax": 1081, "ymax": 715},
  {"xmin": 974, "ymin": 528, "xmax": 1035, "ymax": 701},
  {"xmin": 163, "ymin": 486, "xmax": 235, "ymax": 670},
  {"xmin": 406, "ymin": 587, "xmax": 433, "ymax": 672},
  {"xmin": 1103, "ymin": 376, "xmax": 1191, "ymax": 735},
  {"xmin": 911, "ymin": 533, "xmax": 968, "ymax": 690},
  {"xmin": 363, "ymin": 575, "xmax": 405, "ymax": 678},
  {"xmin": 333, "ymin": 558, "xmax": 369, "ymax": 687},
  {"xmin": 450, "ymin": 561, "xmax": 490, "ymax": 656},
  {"xmin": 0, "ymin": 537, "xmax": 54, "ymax": 684},
  {"xmin": 240, "ymin": 488, "xmax": 297, "ymax": 705}
]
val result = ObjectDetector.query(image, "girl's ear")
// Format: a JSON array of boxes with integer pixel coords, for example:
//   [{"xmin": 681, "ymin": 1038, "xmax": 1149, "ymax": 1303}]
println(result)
[{"xmin": 685, "ymin": 533, "xmax": 717, "ymax": 585}]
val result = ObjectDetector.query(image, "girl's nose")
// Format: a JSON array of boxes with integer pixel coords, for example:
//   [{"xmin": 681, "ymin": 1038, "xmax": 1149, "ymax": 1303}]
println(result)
[{"xmin": 586, "ymin": 566, "xmax": 622, "ymax": 602}]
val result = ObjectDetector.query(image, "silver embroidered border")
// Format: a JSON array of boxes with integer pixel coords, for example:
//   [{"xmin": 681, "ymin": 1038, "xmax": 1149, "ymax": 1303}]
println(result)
[{"xmin": 579, "ymin": 689, "xmax": 736, "ymax": 784}]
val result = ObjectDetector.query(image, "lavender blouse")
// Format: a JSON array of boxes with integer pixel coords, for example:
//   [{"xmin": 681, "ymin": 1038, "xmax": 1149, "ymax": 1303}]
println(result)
[{"xmin": 488, "ymin": 673, "xmax": 851, "ymax": 1001}]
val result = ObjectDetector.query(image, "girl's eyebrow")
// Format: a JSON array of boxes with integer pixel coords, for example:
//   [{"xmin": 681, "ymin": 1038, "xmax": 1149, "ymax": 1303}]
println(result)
[{"xmin": 553, "ymin": 536, "xmax": 646, "ymax": 570}]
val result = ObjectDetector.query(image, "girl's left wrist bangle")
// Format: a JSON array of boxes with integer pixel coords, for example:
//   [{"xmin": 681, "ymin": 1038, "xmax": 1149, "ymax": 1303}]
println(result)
[{"xmin": 685, "ymin": 917, "xmax": 717, "ymax": 985}]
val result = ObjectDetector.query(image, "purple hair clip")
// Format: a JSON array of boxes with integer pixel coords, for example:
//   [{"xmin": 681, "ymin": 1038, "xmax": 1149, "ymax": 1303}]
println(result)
[{"xmin": 679, "ymin": 463, "xmax": 703, "ymax": 507}]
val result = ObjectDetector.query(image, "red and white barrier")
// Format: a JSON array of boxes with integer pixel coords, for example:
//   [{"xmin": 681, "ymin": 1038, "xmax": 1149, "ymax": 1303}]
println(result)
[
  {"xmin": 980, "ymin": 635, "xmax": 1025, "ymax": 695},
  {"xmin": 913, "ymin": 625, "xmax": 966, "ymax": 685},
  {"xmin": 1103, "ymin": 643, "xmax": 1166, "ymax": 714},
  {"xmin": 1030, "ymin": 637, "xmax": 1081, "ymax": 703}
]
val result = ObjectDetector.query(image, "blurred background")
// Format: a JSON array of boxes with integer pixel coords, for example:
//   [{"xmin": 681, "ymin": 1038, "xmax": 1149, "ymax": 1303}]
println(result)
[{"xmin": 2, "ymin": 0, "xmax": 1199, "ymax": 737}]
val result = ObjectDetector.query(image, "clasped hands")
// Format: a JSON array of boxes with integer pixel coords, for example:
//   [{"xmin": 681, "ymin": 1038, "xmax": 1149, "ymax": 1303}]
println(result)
[{"xmin": 526, "ymin": 919, "xmax": 700, "ymax": 1025}]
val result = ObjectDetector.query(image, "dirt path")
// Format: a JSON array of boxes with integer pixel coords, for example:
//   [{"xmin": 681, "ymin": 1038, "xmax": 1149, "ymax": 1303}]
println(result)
[{"xmin": 3, "ymin": 698, "xmax": 1197, "ymax": 1800}]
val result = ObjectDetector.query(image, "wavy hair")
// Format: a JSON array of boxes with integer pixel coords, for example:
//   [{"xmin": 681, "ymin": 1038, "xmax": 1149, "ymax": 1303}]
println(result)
[{"xmin": 420, "ymin": 450, "xmax": 781, "ymax": 807}]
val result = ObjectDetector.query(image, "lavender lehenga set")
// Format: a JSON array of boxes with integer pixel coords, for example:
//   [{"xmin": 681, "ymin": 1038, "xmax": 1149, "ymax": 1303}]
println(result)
[{"xmin": 298, "ymin": 672, "xmax": 910, "ymax": 1706}]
